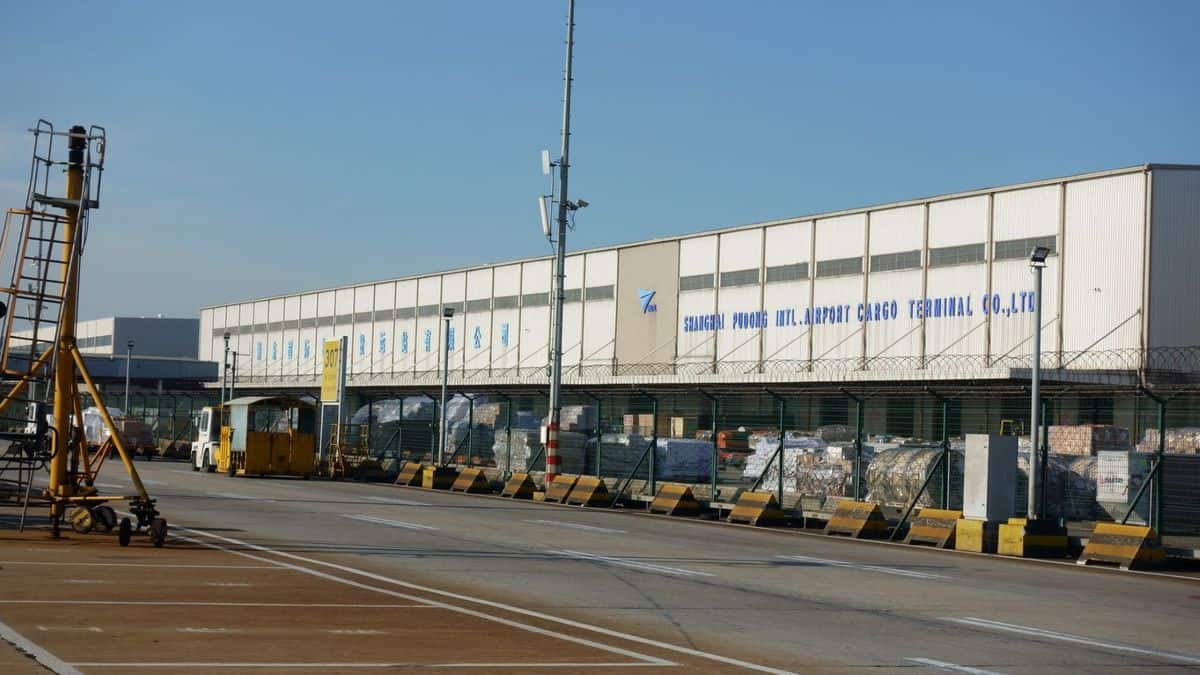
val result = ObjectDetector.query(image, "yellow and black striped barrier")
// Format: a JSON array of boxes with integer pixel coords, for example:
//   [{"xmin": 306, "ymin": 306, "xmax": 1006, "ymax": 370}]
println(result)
[
  {"xmin": 395, "ymin": 461, "xmax": 424, "ymax": 486},
  {"xmin": 544, "ymin": 474, "xmax": 580, "ymax": 503},
  {"xmin": 824, "ymin": 500, "xmax": 888, "ymax": 539},
  {"xmin": 649, "ymin": 484, "xmax": 701, "ymax": 517},
  {"xmin": 728, "ymin": 491, "xmax": 788, "ymax": 526},
  {"xmin": 998, "ymin": 517, "xmax": 1069, "ymax": 558},
  {"xmin": 450, "ymin": 467, "xmax": 492, "ymax": 494},
  {"xmin": 1078, "ymin": 522, "xmax": 1164, "ymax": 570},
  {"xmin": 566, "ymin": 476, "xmax": 612, "ymax": 507},
  {"xmin": 500, "ymin": 472, "xmax": 536, "ymax": 499},
  {"xmin": 905, "ymin": 508, "xmax": 962, "ymax": 548}
]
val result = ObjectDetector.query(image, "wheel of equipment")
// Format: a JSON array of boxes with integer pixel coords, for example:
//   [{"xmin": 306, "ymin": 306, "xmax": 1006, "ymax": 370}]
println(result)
[
  {"xmin": 227, "ymin": 460, "xmax": 236, "ymax": 477},
  {"xmin": 68, "ymin": 506, "xmax": 95, "ymax": 534},
  {"xmin": 148, "ymin": 518, "xmax": 167, "ymax": 548},
  {"xmin": 205, "ymin": 451, "xmax": 216, "ymax": 473},
  {"xmin": 118, "ymin": 517, "xmax": 132, "ymax": 547},
  {"xmin": 93, "ymin": 506, "xmax": 118, "ymax": 533},
  {"xmin": 191, "ymin": 451, "xmax": 200, "ymax": 471}
]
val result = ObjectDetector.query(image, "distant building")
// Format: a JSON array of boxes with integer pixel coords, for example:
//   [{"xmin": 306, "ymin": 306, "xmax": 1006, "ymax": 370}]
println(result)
[{"xmin": 73, "ymin": 316, "xmax": 200, "ymax": 358}]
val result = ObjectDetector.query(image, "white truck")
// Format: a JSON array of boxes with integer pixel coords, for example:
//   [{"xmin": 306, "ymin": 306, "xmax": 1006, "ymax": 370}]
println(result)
[{"xmin": 190, "ymin": 406, "xmax": 222, "ymax": 472}]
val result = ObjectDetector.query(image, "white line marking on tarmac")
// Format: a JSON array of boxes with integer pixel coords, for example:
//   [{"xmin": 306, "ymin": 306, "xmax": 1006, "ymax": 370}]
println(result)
[
  {"xmin": 0, "ymin": 600, "xmax": 431, "ymax": 608},
  {"xmin": 168, "ymin": 522, "xmax": 799, "ymax": 673},
  {"xmin": 94, "ymin": 482, "xmax": 124, "ymax": 489},
  {"xmin": 364, "ymin": 495, "xmax": 431, "ymax": 506},
  {"xmin": 64, "ymin": 579, "xmax": 105, "ymax": 584},
  {"xmin": 36, "ymin": 626, "xmax": 103, "ymax": 633},
  {"xmin": 169, "ymin": 469, "xmax": 197, "ymax": 475},
  {"xmin": 342, "ymin": 514, "xmax": 438, "ymax": 531},
  {"xmin": 179, "ymin": 627, "xmax": 238, "ymax": 634},
  {"xmin": 68, "ymin": 658, "xmax": 667, "ymax": 662},
  {"xmin": 779, "ymin": 554, "xmax": 948, "ymax": 580},
  {"xmin": 905, "ymin": 657, "xmax": 1005, "ymax": 674},
  {"xmin": 0, "ymin": 618, "xmax": 82, "ymax": 675},
  {"xmin": 327, "ymin": 629, "xmax": 386, "ymax": 635},
  {"xmin": 945, "ymin": 617, "xmax": 1200, "ymax": 665},
  {"xmin": 208, "ymin": 492, "xmax": 274, "ymax": 503},
  {"xmin": 204, "ymin": 582, "xmax": 252, "ymax": 587},
  {"xmin": 525, "ymin": 519, "xmax": 627, "ymax": 534},
  {"xmin": 0, "ymin": 561, "xmax": 275, "ymax": 569},
  {"xmin": 551, "ymin": 550, "xmax": 714, "ymax": 578}
]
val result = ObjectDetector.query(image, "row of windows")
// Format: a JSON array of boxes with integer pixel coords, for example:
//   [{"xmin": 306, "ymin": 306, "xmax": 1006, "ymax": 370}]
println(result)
[
  {"xmin": 212, "ymin": 285, "xmax": 618, "ymax": 336},
  {"xmin": 870, "ymin": 250, "xmax": 922, "ymax": 273},
  {"xmin": 816, "ymin": 256, "xmax": 863, "ymax": 278},
  {"xmin": 994, "ymin": 235, "xmax": 1057, "ymax": 261},
  {"xmin": 79, "ymin": 334, "xmax": 113, "ymax": 348}
]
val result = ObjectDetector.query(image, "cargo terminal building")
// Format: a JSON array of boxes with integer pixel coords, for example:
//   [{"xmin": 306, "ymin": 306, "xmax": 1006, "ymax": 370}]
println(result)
[{"xmin": 200, "ymin": 165, "xmax": 1200, "ymax": 452}]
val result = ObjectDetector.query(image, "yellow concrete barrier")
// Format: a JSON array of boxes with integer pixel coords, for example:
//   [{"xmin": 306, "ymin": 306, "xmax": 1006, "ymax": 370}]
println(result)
[
  {"xmin": 649, "ymin": 484, "xmax": 701, "ymax": 517},
  {"xmin": 824, "ymin": 500, "xmax": 888, "ymax": 539},
  {"xmin": 395, "ymin": 462, "xmax": 423, "ymax": 486},
  {"xmin": 566, "ymin": 476, "xmax": 612, "ymax": 507},
  {"xmin": 954, "ymin": 519, "xmax": 999, "ymax": 553},
  {"xmin": 1078, "ymin": 522, "xmax": 1164, "ymax": 570},
  {"xmin": 998, "ymin": 517, "xmax": 1068, "ymax": 558},
  {"xmin": 500, "ymin": 472, "xmax": 536, "ymax": 499},
  {"xmin": 450, "ymin": 467, "xmax": 493, "ymax": 494},
  {"xmin": 905, "ymin": 508, "xmax": 962, "ymax": 548},
  {"xmin": 544, "ymin": 474, "xmax": 580, "ymax": 504},
  {"xmin": 728, "ymin": 491, "xmax": 788, "ymax": 526},
  {"xmin": 421, "ymin": 466, "xmax": 458, "ymax": 490}
]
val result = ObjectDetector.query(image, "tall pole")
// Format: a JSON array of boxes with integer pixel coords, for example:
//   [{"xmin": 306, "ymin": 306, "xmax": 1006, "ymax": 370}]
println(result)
[
  {"xmin": 1028, "ymin": 262, "xmax": 1044, "ymax": 520},
  {"xmin": 439, "ymin": 308, "xmax": 453, "ymax": 466},
  {"xmin": 124, "ymin": 339, "xmax": 134, "ymax": 415},
  {"xmin": 222, "ymin": 332, "xmax": 230, "ymax": 406},
  {"xmin": 230, "ymin": 352, "xmax": 237, "ymax": 402},
  {"xmin": 48, "ymin": 126, "xmax": 87, "ymax": 525},
  {"xmin": 546, "ymin": 0, "xmax": 576, "ymax": 483}
]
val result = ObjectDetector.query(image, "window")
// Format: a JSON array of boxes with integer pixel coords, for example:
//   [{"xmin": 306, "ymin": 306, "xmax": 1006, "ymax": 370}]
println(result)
[
  {"xmin": 373, "ymin": 309, "xmax": 394, "ymax": 322},
  {"xmin": 928, "ymin": 243, "xmax": 985, "ymax": 268},
  {"xmin": 815, "ymin": 256, "xmax": 863, "ymax": 278},
  {"xmin": 299, "ymin": 318, "xmax": 317, "ymax": 329},
  {"xmin": 354, "ymin": 312, "xmax": 371, "ymax": 324},
  {"xmin": 417, "ymin": 304, "xmax": 440, "ymax": 317},
  {"xmin": 521, "ymin": 292, "xmax": 550, "ymax": 307},
  {"xmin": 563, "ymin": 288, "xmax": 582, "ymax": 303},
  {"xmin": 585, "ymin": 284, "xmax": 614, "ymax": 300},
  {"xmin": 493, "ymin": 295, "xmax": 519, "ymax": 310},
  {"xmin": 719, "ymin": 268, "xmax": 759, "ymax": 287},
  {"xmin": 441, "ymin": 301, "xmax": 464, "ymax": 314},
  {"xmin": 395, "ymin": 307, "xmax": 415, "ymax": 320},
  {"xmin": 333, "ymin": 314, "xmax": 351, "ymax": 326},
  {"xmin": 870, "ymin": 250, "xmax": 922, "ymax": 273},
  {"xmin": 679, "ymin": 273, "xmax": 714, "ymax": 292},
  {"xmin": 96, "ymin": 334, "xmax": 113, "ymax": 347},
  {"xmin": 765, "ymin": 262, "xmax": 808, "ymax": 283},
  {"xmin": 994, "ymin": 235, "xmax": 1057, "ymax": 261},
  {"xmin": 465, "ymin": 298, "xmax": 491, "ymax": 313}
]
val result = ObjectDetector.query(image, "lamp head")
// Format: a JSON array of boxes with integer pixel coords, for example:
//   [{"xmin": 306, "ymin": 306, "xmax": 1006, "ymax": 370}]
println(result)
[
  {"xmin": 1029, "ymin": 246, "xmax": 1050, "ymax": 267},
  {"xmin": 443, "ymin": 306, "xmax": 455, "ymax": 319}
]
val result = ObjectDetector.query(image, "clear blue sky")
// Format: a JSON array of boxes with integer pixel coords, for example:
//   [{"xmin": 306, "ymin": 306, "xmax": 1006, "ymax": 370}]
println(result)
[{"xmin": 0, "ymin": 1, "xmax": 1195, "ymax": 320}]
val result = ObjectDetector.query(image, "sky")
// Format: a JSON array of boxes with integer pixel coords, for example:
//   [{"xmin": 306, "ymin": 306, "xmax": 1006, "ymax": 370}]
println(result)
[{"xmin": 0, "ymin": 1, "xmax": 1196, "ymax": 321}]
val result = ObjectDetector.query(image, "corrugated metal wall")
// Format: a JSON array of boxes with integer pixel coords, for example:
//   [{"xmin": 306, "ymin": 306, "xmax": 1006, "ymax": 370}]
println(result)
[{"xmin": 1149, "ymin": 169, "xmax": 1200, "ymax": 352}]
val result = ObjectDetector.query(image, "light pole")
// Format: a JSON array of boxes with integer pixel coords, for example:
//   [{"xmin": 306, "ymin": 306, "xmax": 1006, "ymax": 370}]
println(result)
[
  {"xmin": 1028, "ymin": 245, "xmax": 1050, "ymax": 520},
  {"xmin": 439, "ymin": 306, "xmax": 454, "ymax": 466},
  {"xmin": 222, "ymin": 332, "xmax": 231, "ymax": 406},
  {"xmin": 123, "ymin": 339, "xmax": 134, "ymax": 416},
  {"xmin": 546, "ymin": 0, "xmax": 580, "ymax": 483},
  {"xmin": 229, "ymin": 351, "xmax": 239, "ymax": 402}
]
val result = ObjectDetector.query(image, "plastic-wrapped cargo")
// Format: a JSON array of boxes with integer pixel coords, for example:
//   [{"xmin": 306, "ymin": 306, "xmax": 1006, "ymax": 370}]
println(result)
[
  {"xmin": 402, "ymin": 398, "xmax": 435, "ymax": 420},
  {"xmin": 544, "ymin": 405, "xmax": 597, "ymax": 433},
  {"xmin": 742, "ymin": 433, "xmax": 827, "ymax": 482},
  {"xmin": 1008, "ymin": 452, "xmax": 1097, "ymax": 521},
  {"xmin": 815, "ymin": 425, "xmax": 855, "ymax": 443},
  {"xmin": 865, "ymin": 446, "xmax": 964, "ymax": 509},
  {"xmin": 493, "ymin": 429, "xmax": 587, "ymax": 474},
  {"xmin": 1047, "ymin": 425, "xmax": 1131, "ymax": 456},
  {"xmin": 596, "ymin": 434, "xmax": 713, "ymax": 482},
  {"xmin": 1137, "ymin": 427, "xmax": 1200, "ymax": 454}
]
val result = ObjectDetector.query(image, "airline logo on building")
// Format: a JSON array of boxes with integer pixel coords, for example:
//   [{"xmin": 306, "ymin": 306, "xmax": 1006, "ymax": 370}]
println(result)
[{"xmin": 638, "ymin": 288, "xmax": 657, "ymax": 314}]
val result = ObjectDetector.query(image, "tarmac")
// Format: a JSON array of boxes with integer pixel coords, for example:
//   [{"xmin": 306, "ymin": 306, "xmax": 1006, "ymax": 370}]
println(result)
[{"xmin": 2, "ymin": 460, "xmax": 1199, "ymax": 673}]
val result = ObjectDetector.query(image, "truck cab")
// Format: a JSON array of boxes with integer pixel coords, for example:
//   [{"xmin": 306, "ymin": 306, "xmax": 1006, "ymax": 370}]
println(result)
[{"xmin": 191, "ymin": 406, "xmax": 223, "ymax": 472}]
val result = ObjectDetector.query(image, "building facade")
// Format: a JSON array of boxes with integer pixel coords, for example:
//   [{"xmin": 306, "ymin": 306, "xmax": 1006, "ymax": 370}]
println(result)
[{"xmin": 200, "ymin": 164, "xmax": 1200, "ymax": 393}]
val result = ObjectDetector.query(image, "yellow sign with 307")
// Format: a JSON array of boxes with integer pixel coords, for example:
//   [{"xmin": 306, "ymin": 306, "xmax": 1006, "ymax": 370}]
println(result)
[{"xmin": 321, "ymin": 338, "xmax": 342, "ymax": 403}]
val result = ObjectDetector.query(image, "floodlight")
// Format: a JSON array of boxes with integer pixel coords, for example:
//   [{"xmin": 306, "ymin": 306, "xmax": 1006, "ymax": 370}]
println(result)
[
  {"xmin": 575, "ymin": 198, "xmax": 589, "ymax": 209},
  {"xmin": 442, "ymin": 306, "xmax": 455, "ymax": 319},
  {"xmin": 1029, "ymin": 246, "xmax": 1050, "ymax": 265},
  {"xmin": 541, "ymin": 150, "xmax": 552, "ymax": 176}
]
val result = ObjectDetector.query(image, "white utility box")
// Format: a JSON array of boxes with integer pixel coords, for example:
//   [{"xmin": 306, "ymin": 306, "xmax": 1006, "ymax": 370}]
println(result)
[{"xmin": 963, "ymin": 434, "xmax": 1018, "ymax": 522}]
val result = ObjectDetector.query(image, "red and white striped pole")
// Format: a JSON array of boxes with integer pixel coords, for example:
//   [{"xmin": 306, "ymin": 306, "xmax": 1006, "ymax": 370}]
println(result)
[{"xmin": 545, "ymin": 421, "xmax": 561, "ymax": 482}]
